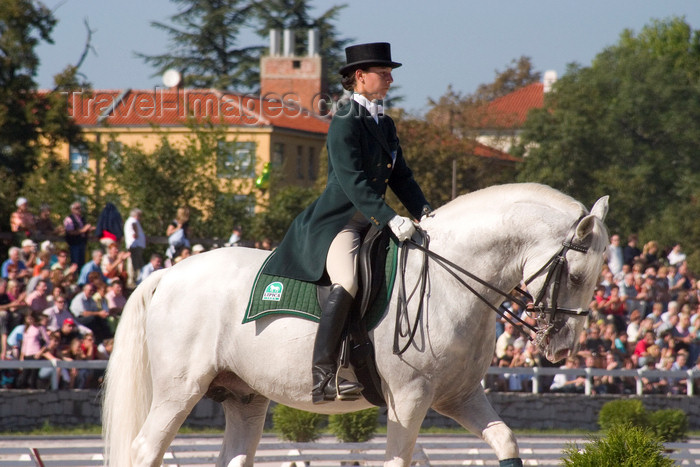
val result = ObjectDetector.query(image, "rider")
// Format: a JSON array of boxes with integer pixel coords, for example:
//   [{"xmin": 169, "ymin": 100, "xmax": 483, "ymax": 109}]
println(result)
[{"xmin": 263, "ymin": 42, "xmax": 431, "ymax": 404}]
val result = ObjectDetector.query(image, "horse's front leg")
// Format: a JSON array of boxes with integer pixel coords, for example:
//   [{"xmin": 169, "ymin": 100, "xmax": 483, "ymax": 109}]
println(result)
[
  {"xmin": 383, "ymin": 384, "xmax": 433, "ymax": 467},
  {"xmin": 434, "ymin": 388, "xmax": 522, "ymax": 467}
]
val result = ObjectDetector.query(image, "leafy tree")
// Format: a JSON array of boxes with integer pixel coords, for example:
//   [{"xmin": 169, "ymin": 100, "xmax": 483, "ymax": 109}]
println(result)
[
  {"xmin": 516, "ymin": 18, "xmax": 700, "ymax": 266},
  {"xmin": 100, "ymin": 123, "xmax": 255, "ymax": 239},
  {"xmin": 426, "ymin": 56, "xmax": 540, "ymax": 139},
  {"xmin": 138, "ymin": 0, "xmax": 350, "ymax": 95},
  {"xmin": 136, "ymin": 0, "xmax": 263, "ymax": 91},
  {"xmin": 474, "ymin": 56, "xmax": 542, "ymax": 102},
  {"xmin": 0, "ymin": 0, "xmax": 89, "ymax": 232},
  {"xmin": 393, "ymin": 110, "xmax": 516, "ymax": 209},
  {"xmin": 250, "ymin": 184, "xmax": 319, "ymax": 242}
]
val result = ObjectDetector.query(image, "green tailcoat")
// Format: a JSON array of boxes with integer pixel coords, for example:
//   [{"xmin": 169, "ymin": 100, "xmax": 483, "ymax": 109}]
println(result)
[{"xmin": 263, "ymin": 99, "xmax": 429, "ymax": 283}]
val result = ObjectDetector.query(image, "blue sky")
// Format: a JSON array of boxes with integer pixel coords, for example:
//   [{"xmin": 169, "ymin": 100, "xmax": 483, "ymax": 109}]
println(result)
[{"xmin": 35, "ymin": 0, "xmax": 700, "ymax": 114}]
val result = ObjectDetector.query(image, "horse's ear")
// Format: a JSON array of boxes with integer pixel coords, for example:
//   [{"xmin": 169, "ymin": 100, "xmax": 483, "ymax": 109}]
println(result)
[
  {"xmin": 590, "ymin": 195, "xmax": 609, "ymax": 222},
  {"xmin": 575, "ymin": 215, "xmax": 596, "ymax": 242}
]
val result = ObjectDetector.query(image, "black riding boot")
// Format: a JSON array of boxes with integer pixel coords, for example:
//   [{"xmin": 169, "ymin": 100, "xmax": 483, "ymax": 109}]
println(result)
[{"xmin": 312, "ymin": 284, "xmax": 364, "ymax": 404}]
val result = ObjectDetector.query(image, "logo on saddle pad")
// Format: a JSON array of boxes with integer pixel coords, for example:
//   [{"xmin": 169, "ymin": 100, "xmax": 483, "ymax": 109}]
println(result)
[{"xmin": 262, "ymin": 281, "xmax": 284, "ymax": 301}]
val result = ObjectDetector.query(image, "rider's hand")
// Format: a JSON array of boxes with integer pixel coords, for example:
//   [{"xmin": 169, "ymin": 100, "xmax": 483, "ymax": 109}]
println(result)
[{"xmin": 388, "ymin": 215, "xmax": 416, "ymax": 242}]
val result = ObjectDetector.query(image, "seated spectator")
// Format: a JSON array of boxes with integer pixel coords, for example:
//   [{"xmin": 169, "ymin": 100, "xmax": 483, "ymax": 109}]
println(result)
[
  {"xmin": 669, "ymin": 350, "xmax": 690, "ymax": 395},
  {"xmin": 601, "ymin": 284, "xmax": 626, "ymax": 332},
  {"xmin": 57, "ymin": 318, "xmax": 83, "ymax": 349},
  {"xmin": 44, "ymin": 295, "xmax": 90, "ymax": 334},
  {"xmin": 70, "ymin": 283, "xmax": 111, "ymax": 344},
  {"xmin": 97, "ymin": 337, "xmax": 113, "ymax": 360},
  {"xmin": 0, "ymin": 279, "xmax": 26, "ymax": 360},
  {"xmin": 51, "ymin": 249, "xmax": 79, "ymax": 281},
  {"xmin": 626, "ymin": 309, "xmax": 643, "ymax": 343},
  {"xmin": 25, "ymin": 279, "xmax": 50, "ymax": 313},
  {"xmin": 599, "ymin": 353, "xmax": 622, "ymax": 394},
  {"xmin": 634, "ymin": 329, "xmax": 656, "ymax": 364},
  {"xmin": 672, "ymin": 312, "xmax": 693, "ymax": 354},
  {"xmin": 550, "ymin": 356, "xmax": 586, "ymax": 393},
  {"xmin": 139, "ymin": 254, "xmax": 163, "ymax": 284},
  {"xmin": 101, "ymin": 242, "xmax": 130, "ymax": 283},
  {"xmin": 19, "ymin": 239, "xmax": 38, "ymax": 270},
  {"xmin": 1, "ymin": 247, "xmax": 29, "ymax": 281},
  {"xmin": 26, "ymin": 267, "xmax": 51, "ymax": 295},
  {"xmin": 17, "ymin": 312, "xmax": 50, "ymax": 388},
  {"xmin": 77, "ymin": 249, "xmax": 107, "ymax": 286},
  {"xmin": 105, "ymin": 279, "xmax": 127, "ymax": 316},
  {"xmin": 36, "ymin": 331, "xmax": 71, "ymax": 390},
  {"xmin": 578, "ymin": 324, "xmax": 607, "ymax": 358}
]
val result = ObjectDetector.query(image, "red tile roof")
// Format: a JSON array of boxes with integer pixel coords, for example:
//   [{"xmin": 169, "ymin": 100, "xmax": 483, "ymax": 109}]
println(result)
[
  {"xmin": 478, "ymin": 82, "xmax": 544, "ymax": 129},
  {"xmin": 472, "ymin": 141, "xmax": 521, "ymax": 163},
  {"xmin": 58, "ymin": 88, "xmax": 330, "ymax": 134}
]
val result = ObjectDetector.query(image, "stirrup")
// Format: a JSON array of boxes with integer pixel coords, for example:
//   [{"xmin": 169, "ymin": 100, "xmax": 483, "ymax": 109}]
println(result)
[{"xmin": 334, "ymin": 371, "xmax": 363, "ymax": 401}]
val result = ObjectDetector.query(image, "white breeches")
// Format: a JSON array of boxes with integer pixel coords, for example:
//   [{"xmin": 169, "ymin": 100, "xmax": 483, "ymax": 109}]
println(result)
[{"xmin": 326, "ymin": 212, "xmax": 370, "ymax": 297}]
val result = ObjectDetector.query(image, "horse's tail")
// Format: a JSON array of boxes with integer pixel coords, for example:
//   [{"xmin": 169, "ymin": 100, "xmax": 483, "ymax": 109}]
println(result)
[{"xmin": 102, "ymin": 269, "xmax": 166, "ymax": 466}]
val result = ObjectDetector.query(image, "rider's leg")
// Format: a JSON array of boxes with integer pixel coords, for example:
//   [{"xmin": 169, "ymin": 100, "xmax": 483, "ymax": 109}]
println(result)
[{"xmin": 311, "ymin": 222, "xmax": 365, "ymax": 404}]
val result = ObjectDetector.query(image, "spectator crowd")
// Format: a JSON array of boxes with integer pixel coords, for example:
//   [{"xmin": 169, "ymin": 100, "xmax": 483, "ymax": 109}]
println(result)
[
  {"xmin": 0, "ymin": 198, "xmax": 262, "ymax": 389},
  {"xmin": 489, "ymin": 233, "xmax": 700, "ymax": 396},
  {"xmin": 1, "ymin": 198, "xmax": 698, "ymax": 395}
]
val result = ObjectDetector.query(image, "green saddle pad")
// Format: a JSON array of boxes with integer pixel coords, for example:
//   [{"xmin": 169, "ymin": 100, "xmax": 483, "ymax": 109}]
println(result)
[{"xmin": 243, "ymin": 241, "xmax": 398, "ymax": 331}]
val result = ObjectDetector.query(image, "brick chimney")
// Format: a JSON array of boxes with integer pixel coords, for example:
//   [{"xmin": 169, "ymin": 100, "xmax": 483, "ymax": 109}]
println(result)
[{"xmin": 260, "ymin": 29, "xmax": 327, "ymax": 112}]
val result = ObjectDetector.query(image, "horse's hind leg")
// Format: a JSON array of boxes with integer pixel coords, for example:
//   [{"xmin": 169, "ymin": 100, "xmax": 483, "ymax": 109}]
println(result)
[
  {"xmin": 131, "ymin": 381, "xmax": 209, "ymax": 467},
  {"xmin": 434, "ymin": 389, "xmax": 521, "ymax": 466},
  {"xmin": 217, "ymin": 393, "xmax": 270, "ymax": 467}
]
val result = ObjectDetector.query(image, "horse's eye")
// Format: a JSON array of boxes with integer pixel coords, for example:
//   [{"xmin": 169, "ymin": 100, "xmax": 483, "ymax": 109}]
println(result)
[{"xmin": 569, "ymin": 274, "xmax": 584, "ymax": 286}]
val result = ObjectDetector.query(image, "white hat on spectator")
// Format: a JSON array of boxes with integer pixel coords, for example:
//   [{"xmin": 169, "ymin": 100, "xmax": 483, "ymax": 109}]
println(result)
[
  {"xmin": 40, "ymin": 240, "xmax": 55, "ymax": 252},
  {"xmin": 192, "ymin": 244, "xmax": 205, "ymax": 253},
  {"xmin": 16, "ymin": 197, "xmax": 28, "ymax": 207},
  {"xmin": 21, "ymin": 239, "xmax": 36, "ymax": 248}
]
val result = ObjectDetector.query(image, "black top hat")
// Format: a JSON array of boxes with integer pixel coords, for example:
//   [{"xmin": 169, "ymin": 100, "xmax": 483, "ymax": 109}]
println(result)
[{"xmin": 339, "ymin": 42, "xmax": 402, "ymax": 76}]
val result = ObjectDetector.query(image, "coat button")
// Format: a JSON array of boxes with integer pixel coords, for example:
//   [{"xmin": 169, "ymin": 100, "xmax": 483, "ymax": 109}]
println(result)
[
  {"xmin": 384, "ymin": 178, "xmax": 389, "ymax": 183},
  {"xmin": 372, "ymin": 177, "xmax": 377, "ymax": 182},
  {"xmin": 387, "ymin": 163, "xmax": 392, "ymax": 168}
]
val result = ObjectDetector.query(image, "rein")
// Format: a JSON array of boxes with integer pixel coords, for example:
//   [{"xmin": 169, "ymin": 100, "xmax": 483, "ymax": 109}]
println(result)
[{"xmin": 392, "ymin": 220, "xmax": 591, "ymax": 355}]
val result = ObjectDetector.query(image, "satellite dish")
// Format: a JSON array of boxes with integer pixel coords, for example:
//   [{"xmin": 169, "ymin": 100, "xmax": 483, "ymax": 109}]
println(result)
[{"xmin": 162, "ymin": 69, "xmax": 182, "ymax": 88}]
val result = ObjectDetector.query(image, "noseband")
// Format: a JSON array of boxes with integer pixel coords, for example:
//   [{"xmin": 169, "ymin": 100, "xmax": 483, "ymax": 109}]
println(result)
[{"xmin": 393, "ymin": 217, "xmax": 591, "ymax": 355}]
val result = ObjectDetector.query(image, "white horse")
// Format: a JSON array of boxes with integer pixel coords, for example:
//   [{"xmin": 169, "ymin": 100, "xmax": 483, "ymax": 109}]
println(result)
[{"xmin": 103, "ymin": 183, "xmax": 609, "ymax": 467}]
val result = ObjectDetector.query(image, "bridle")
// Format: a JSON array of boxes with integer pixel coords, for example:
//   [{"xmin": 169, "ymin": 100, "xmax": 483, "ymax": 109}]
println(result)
[{"xmin": 393, "ymin": 217, "xmax": 592, "ymax": 355}]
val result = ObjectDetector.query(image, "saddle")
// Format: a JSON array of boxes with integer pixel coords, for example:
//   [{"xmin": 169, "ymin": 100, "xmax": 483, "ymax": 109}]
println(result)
[{"xmin": 317, "ymin": 225, "xmax": 390, "ymax": 406}]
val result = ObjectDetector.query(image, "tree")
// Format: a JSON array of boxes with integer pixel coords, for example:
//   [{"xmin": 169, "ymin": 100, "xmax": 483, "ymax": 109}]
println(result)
[
  {"xmin": 136, "ymin": 0, "xmax": 263, "ymax": 91},
  {"xmin": 0, "ymin": 0, "xmax": 85, "ymax": 176},
  {"xmin": 137, "ymin": 0, "xmax": 350, "ymax": 94},
  {"xmin": 100, "ymin": 123, "xmax": 255, "ymax": 239},
  {"xmin": 393, "ymin": 110, "xmax": 516, "ymax": 209},
  {"xmin": 0, "ymin": 0, "xmax": 89, "ymax": 232},
  {"xmin": 515, "ymin": 17, "xmax": 700, "ymax": 266}
]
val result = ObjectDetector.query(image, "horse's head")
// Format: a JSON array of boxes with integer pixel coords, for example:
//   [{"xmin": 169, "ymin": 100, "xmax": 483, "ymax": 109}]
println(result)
[{"xmin": 524, "ymin": 195, "xmax": 609, "ymax": 363}]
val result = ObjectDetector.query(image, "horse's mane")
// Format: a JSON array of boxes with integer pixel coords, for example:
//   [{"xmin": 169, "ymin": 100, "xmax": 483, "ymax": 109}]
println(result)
[{"xmin": 430, "ymin": 183, "xmax": 608, "ymax": 251}]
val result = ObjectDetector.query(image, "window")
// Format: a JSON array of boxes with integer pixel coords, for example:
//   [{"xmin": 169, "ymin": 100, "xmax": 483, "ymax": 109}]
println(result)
[
  {"xmin": 296, "ymin": 145, "xmax": 304, "ymax": 179},
  {"xmin": 217, "ymin": 141, "xmax": 256, "ymax": 178},
  {"xmin": 107, "ymin": 141, "xmax": 123, "ymax": 170},
  {"xmin": 272, "ymin": 143, "xmax": 285, "ymax": 168},
  {"xmin": 69, "ymin": 145, "xmax": 89, "ymax": 172},
  {"xmin": 308, "ymin": 147, "xmax": 317, "ymax": 180}
]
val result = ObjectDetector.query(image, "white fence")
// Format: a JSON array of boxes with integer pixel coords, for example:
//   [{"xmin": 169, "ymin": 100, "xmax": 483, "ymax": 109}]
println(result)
[
  {"xmin": 1, "ymin": 360, "xmax": 698, "ymax": 397},
  {"xmin": 485, "ymin": 366, "xmax": 700, "ymax": 396}
]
